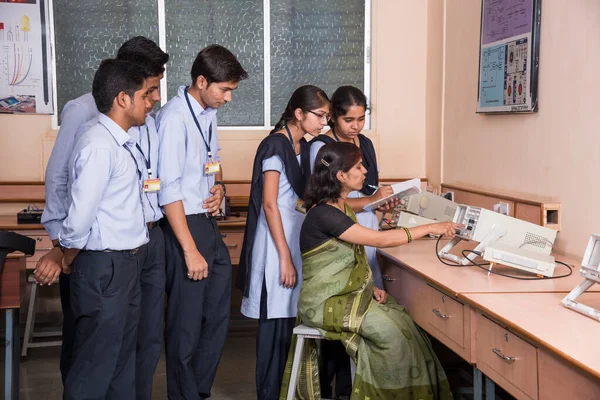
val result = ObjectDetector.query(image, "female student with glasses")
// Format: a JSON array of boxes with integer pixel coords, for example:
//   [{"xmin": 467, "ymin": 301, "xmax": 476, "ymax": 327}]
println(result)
[{"xmin": 238, "ymin": 85, "xmax": 331, "ymax": 400}]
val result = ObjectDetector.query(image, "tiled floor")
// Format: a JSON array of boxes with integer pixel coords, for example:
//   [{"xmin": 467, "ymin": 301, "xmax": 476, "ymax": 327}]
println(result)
[{"xmin": 14, "ymin": 330, "xmax": 257, "ymax": 400}]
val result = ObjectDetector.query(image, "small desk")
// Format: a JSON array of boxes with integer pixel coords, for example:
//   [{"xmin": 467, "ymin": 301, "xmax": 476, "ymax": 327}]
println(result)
[{"xmin": 1, "ymin": 253, "xmax": 26, "ymax": 400}]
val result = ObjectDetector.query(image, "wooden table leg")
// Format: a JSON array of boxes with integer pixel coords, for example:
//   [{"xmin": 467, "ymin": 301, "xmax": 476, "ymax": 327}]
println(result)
[{"xmin": 4, "ymin": 309, "xmax": 19, "ymax": 400}]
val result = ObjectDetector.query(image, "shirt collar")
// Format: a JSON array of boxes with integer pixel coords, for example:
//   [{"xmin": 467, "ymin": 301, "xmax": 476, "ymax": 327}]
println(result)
[
  {"xmin": 98, "ymin": 114, "xmax": 133, "ymax": 146},
  {"xmin": 177, "ymin": 85, "xmax": 217, "ymax": 118}
]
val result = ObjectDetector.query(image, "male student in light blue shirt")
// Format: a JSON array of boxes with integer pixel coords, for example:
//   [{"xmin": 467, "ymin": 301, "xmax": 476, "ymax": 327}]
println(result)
[
  {"xmin": 37, "ymin": 37, "xmax": 169, "ymax": 400},
  {"xmin": 156, "ymin": 44, "xmax": 247, "ymax": 400},
  {"xmin": 57, "ymin": 58, "xmax": 150, "ymax": 400}
]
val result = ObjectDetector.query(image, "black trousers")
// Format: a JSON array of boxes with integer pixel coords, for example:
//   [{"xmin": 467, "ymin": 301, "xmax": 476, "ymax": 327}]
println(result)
[
  {"xmin": 64, "ymin": 250, "xmax": 141, "ymax": 400},
  {"xmin": 59, "ymin": 271, "xmax": 75, "ymax": 385},
  {"xmin": 163, "ymin": 215, "xmax": 232, "ymax": 400},
  {"xmin": 319, "ymin": 341, "xmax": 352, "ymax": 399},
  {"xmin": 256, "ymin": 280, "xmax": 295, "ymax": 400},
  {"xmin": 135, "ymin": 225, "xmax": 166, "ymax": 400}
]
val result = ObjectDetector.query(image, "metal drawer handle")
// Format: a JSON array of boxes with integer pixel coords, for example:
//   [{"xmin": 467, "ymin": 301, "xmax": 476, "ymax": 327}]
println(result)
[
  {"xmin": 432, "ymin": 308, "xmax": 449, "ymax": 319},
  {"xmin": 226, "ymin": 244, "xmax": 238, "ymax": 248},
  {"xmin": 36, "ymin": 247, "xmax": 54, "ymax": 251},
  {"xmin": 382, "ymin": 274, "xmax": 396, "ymax": 282},
  {"xmin": 492, "ymin": 348, "xmax": 515, "ymax": 363},
  {"xmin": 221, "ymin": 233, "xmax": 227, "ymax": 238},
  {"xmin": 36, "ymin": 237, "xmax": 43, "ymax": 242}
]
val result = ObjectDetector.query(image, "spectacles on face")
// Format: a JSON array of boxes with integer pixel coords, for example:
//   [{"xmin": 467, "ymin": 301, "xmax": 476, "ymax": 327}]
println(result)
[{"xmin": 305, "ymin": 109, "xmax": 330, "ymax": 121}]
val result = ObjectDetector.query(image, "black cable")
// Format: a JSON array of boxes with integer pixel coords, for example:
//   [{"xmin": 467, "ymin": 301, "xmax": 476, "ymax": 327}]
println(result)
[
  {"xmin": 434, "ymin": 235, "xmax": 572, "ymax": 280},
  {"xmin": 460, "ymin": 249, "xmax": 573, "ymax": 280},
  {"xmin": 383, "ymin": 219, "xmax": 395, "ymax": 229}
]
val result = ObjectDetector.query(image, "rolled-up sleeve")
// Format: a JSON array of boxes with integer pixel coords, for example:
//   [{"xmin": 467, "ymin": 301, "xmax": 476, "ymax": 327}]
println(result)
[
  {"xmin": 42, "ymin": 102, "xmax": 92, "ymax": 239},
  {"xmin": 157, "ymin": 112, "xmax": 187, "ymax": 206},
  {"xmin": 58, "ymin": 146, "xmax": 112, "ymax": 249}
]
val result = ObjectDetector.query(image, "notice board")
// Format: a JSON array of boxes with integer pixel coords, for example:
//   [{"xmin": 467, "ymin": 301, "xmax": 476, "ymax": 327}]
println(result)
[{"xmin": 477, "ymin": 0, "xmax": 541, "ymax": 113}]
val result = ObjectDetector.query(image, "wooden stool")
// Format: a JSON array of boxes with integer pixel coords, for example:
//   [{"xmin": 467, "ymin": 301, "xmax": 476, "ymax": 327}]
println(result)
[{"xmin": 21, "ymin": 274, "xmax": 62, "ymax": 356}]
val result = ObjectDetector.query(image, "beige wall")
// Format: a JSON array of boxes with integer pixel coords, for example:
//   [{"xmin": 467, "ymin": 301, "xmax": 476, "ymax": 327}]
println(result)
[
  {"xmin": 425, "ymin": 0, "xmax": 444, "ymax": 188},
  {"xmin": 442, "ymin": 0, "xmax": 600, "ymax": 257},
  {"xmin": 0, "ymin": 1, "xmax": 430, "ymax": 182},
  {"xmin": 0, "ymin": 114, "xmax": 52, "ymax": 181},
  {"xmin": 371, "ymin": 0, "xmax": 427, "ymax": 179}
]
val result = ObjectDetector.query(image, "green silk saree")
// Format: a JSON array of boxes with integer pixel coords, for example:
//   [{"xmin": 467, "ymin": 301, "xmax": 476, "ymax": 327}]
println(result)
[{"xmin": 280, "ymin": 205, "xmax": 453, "ymax": 400}]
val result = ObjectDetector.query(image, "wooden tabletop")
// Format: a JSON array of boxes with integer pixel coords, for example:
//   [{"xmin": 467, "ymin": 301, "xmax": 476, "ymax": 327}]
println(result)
[
  {"xmin": 377, "ymin": 238, "xmax": 596, "ymax": 296},
  {"xmin": 0, "ymin": 215, "xmax": 247, "ymax": 232},
  {"xmin": 216, "ymin": 216, "xmax": 247, "ymax": 228},
  {"xmin": 463, "ymin": 291, "xmax": 600, "ymax": 380},
  {"xmin": 0, "ymin": 215, "xmax": 44, "ymax": 231}
]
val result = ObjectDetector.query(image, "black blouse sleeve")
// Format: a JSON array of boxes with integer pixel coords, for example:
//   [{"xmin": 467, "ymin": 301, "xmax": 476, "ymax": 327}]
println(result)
[{"xmin": 300, "ymin": 204, "xmax": 356, "ymax": 252}]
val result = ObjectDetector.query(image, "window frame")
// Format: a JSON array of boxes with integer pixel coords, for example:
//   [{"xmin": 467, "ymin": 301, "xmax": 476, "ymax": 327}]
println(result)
[{"xmin": 50, "ymin": 0, "xmax": 371, "ymax": 130}]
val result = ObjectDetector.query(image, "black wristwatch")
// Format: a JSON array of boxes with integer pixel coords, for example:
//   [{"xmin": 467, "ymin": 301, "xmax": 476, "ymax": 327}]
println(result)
[
  {"xmin": 215, "ymin": 180, "xmax": 227, "ymax": 195},
  {"xmin": 53, "ymin": 242, "xmax": 65, "ymax": 253}
]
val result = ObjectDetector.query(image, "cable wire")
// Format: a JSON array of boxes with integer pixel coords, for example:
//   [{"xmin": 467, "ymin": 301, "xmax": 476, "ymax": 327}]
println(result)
[{"xmin": 434, "ymin": 235, "xmax": 572, "ymax": 280}]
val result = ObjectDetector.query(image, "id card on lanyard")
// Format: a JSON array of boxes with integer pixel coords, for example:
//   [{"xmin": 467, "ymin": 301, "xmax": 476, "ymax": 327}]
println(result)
[
  {"xmin": 135, "ymin": 125, "xmax": 161, "ymax": 193},
  {"xmin": 185, "ymin": 88, "xmax": 220, "ymax": 176}
]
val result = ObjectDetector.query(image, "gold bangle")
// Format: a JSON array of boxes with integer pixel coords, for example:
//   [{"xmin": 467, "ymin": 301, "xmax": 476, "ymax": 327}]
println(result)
[{"xmin": 401, "ymin": 226, "xmax": 412, "ymax": 243}]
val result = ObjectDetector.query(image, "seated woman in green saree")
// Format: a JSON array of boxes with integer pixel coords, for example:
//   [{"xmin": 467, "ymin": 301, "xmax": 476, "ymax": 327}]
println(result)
[{"xmin": 280, "ymin": 142, "xmax": 460, "ymax": 400}]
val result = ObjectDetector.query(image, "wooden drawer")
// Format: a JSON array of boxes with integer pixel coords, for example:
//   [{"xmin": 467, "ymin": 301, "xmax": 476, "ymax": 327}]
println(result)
[
  {"xmin": 380, "ymin": 258, "xmax": 430, "ymax": 328},
  {"xmin": 220, "ymin": 232, "xmax": 243, "ymax": 264},
  {"xmin": 476, "ymin": 313, "xmax": 538, "ymax": 400},
  {"xmin": 538, "ymin": 348, "xmax": 600, "ymax": 400},
  {"xmin": 429, "ymin": 286, "xmax": 464, "ymax": 349},
  {"xmin": 379, "ymin": 257, "xmax": 474, "ymax": 363}
]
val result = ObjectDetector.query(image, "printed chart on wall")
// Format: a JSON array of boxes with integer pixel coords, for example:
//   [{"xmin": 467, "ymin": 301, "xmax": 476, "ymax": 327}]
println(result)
[
  {"xmin": 477, "ymin": 0, "xmax": 541, "ymax": 113},
  {"xmin": 0, "ymin": 0, "xmax": 53, "ymax": 114}
]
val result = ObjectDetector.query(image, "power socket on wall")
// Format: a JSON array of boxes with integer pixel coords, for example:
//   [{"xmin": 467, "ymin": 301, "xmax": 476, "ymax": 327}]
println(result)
[{"xmin": 493, "ymin": 202, "xmax": 510, "ymax": 216}]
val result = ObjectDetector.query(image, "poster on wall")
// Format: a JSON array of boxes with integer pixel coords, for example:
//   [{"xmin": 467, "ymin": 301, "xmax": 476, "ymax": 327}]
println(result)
[
  {"xmin": 477, "ymin": 0, "xmax": 541, "ymax": 113},
  {"xmin": 0, "ymin": 0, "xmax": 54, "ymax": 114}
]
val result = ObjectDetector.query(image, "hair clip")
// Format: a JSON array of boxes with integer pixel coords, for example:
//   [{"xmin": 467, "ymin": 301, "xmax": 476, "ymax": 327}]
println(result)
[{"xmin": 321, "ymin": 159, "xmax": 330, "ymax": 167}]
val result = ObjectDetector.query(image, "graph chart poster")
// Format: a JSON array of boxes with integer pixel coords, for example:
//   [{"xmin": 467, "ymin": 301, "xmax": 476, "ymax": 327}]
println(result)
[
  {"xmin": 477, "ymin": 0, "xmax": 540, "ymax": 113},
  {"xmin": 0, "ymin": 0, "xmax": 54, "ymax": 114}
]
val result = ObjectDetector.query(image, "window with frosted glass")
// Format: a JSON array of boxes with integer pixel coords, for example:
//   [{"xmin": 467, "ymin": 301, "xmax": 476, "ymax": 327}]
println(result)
[
  {"xmin": 165, "ymin": 0, "xmax": 264, "ymax": 126},
  {"xmin": 52, "ymin": 1, "xmax": 159, "ymax": 119},
  {"xmin": 270, "ymin": 0, "xmax": 365, "ymax": 125}
]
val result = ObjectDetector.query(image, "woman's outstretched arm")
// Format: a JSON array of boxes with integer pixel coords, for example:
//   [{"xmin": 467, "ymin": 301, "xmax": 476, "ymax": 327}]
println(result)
[{"xmin": 338, "ymin": 221, "xmax": 461, "ymax": 248}]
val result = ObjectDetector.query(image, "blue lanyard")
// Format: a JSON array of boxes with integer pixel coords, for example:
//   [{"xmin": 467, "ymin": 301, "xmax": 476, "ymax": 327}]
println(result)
[
  {"xmin": 332, "ymin": 128, "xmax": 356, "ymax": 145},
  {"xmin": 332, "ymin": 128, "xmax": 341, "ymax": 142},
  {"xmin": 184, "ymin": 87, "xmax": 213, "ymax": 158},
  {"xmin": 284, "ymin": 125, "xmax": 295, "ymax": 150},
  {"xmin": 135, "ymin": 125, "xmax": 152, "ymax": 178}
]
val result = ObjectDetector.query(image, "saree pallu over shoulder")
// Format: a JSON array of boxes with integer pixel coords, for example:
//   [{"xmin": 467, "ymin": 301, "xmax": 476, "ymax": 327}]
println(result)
[
  {"xmin": 280, "ymin": 205, "xmax": 453, "ymax": 400},
  {"xmin": 298, "ymin": 236, "xmax": 373, "ymax": 359}
]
